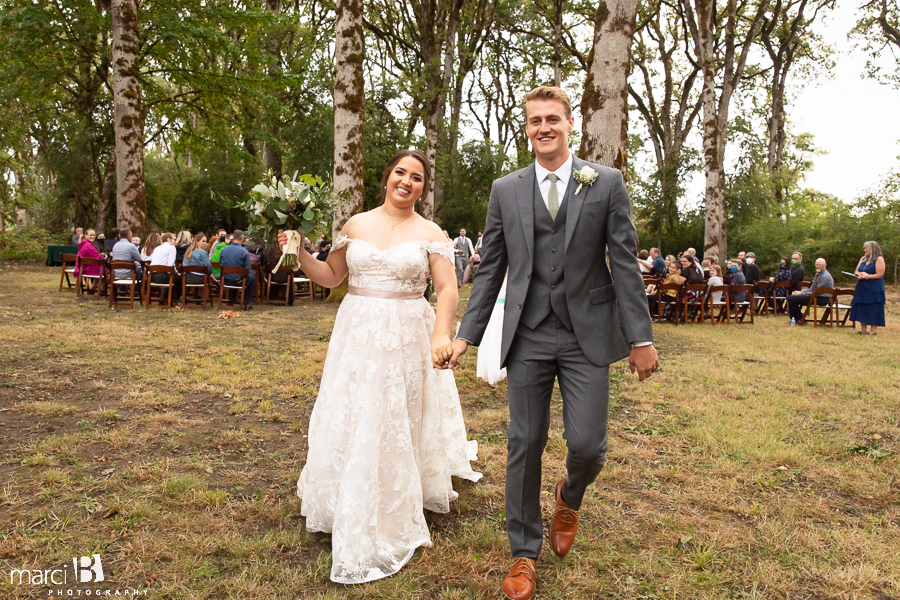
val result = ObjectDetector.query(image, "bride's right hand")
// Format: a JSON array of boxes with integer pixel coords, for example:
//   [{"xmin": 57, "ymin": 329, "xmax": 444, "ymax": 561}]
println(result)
[{"xmin": 276, "ymin": 229, "xmax": 304, "ymax": 249}]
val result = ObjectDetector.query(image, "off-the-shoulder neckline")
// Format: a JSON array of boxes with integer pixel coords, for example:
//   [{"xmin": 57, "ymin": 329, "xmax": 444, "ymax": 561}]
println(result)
[{"xmin": 335, "ymin": 235, "xmax": 451, "ymax": 253}]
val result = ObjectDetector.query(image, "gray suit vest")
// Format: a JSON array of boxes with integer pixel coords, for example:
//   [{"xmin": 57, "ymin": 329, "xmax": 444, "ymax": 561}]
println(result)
[{"xmin": 520, "ymin": 180, "xmax": 572, "ymax": 330}]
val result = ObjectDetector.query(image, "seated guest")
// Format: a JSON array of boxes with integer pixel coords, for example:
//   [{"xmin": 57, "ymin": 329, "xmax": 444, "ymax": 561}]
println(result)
[
  {"xmin": 665, "ymin": 254, "xmax": 676, "ymax": 269},
  {"xmin": 132, "ymin": 236, "xmax": 141, "ymax": 247},
  {"xmin": 210, "ymin": 233, "xmax": 232, "ymax": 275},
  {"xmin": 219, "ymin": 230, "xmax": 256, "ymax": 310},
  {"xmin": 677, "ymin": 255, "xmax": 704, "ymax": 285},
  {"xmin": 105, "ymin": 228, "xmax": 120, "ymax": 253},
  {"xmin": 769, "ymin": 257, "xmax": 792, "ymax": 296},
  {"xmin": 463, "ymin": 247, "xmax": 481, "ymax": 283},
  {"xmin": 75, "ymin": 229, "xmax": 106, "ymax": 279},
  {"xmin": 636, "ymin": 249, "xmax": 652, "ymax": 273},
  {"xmin": 141, "ymin": 232, "xmax": 162, "ymax": 261},
  {"xmin": 790, "ymin": 251, "xmax": 805, "ymax": 286},
  {"xmin": 245, "ymin": 238, "xmax": 267, "ymax": 270},
  {"xmin": 174, "ymin": 229, "xmax": 192, "ymax": 263},
  {"xmin": 787, "ymin": 258, "xmax": 833, "ymax": 324},
  {"xmin": 685, "ymin": 247, "xmax": 702, "ymax": 270},
  {"xmin": 112, "ymin": 228, "xmax": 143, "ymax": 282},
  {"xmin": 707, "ymin": 264, "xmax": 724, "ymax": 303},
  {"xmin": 182, "ymin": 232, "xmax": 216, "ymax": 285},
  {"xmin": 728, "ymin": 259, "xmax": 747, "ymax": 302},
  {"xmin": 72, "ymin": 227, "xmax": 84, "ymax": 246},
  {"xmin": 744, "ymin": 252, "xmax": 761, "ymax": 283},
  {"xmin": 94, "ymin": 232, "xmax": 107, "ymax": 255},
  {"xmin": 148, "ymin": 232, "xmax": 179, "ymax": 301},
  {"xmin": 208, "ymin": 228, "xmax": 228, "ymax": 257},
  {"xmin": 316, "ymin": 240, "xmax": 332, "ymax": 262},
  {"xmin": 701, "ymin": 259, "xmax": 711, "ymax": 279},
  {"xmin": 648, "ymin": 261, "xmax": 680, "ymax": 315},
  {"xmin": 647, "ymin": 247, "xmax": 666, "ymax": 275}
]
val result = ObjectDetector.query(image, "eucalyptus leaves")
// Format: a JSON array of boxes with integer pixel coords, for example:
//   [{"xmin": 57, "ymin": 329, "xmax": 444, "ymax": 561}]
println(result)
[{"xmin": 218, "ymin": 170, "xmax": 334, "ymax": 270}]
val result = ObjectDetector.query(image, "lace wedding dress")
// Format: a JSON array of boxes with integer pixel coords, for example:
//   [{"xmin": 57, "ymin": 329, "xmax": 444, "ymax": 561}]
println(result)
[{"xmin": 296, "ymin": 235, "xmax": 482, "ymax": 584}]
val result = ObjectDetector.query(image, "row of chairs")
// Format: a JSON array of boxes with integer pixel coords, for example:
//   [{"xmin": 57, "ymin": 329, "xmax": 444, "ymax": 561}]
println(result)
[
  {"xmin": 58, "ymin": 254, "xmax": 325, "ymax": 310},
  {"xmin": 649, "ymin": 280, "xmax": 854, "ymax": 327}
]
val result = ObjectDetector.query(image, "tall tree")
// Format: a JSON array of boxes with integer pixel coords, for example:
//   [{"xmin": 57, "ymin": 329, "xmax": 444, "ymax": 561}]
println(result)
[
  {"xmin": 758, "ymin": 0, "xmax": 834, "ymax": 202},
  {"xmin": 111, "ymin": 0, "xmax": 148, "ymax": 237},
  {"xmin": 332, "ymin": 0, "xmax": 366, "ymax": 239},
  {"xmin": 629, "ymin": 0, "xmax": 703, "ymax": 244},
  {"xmin": 579, "ymin": 0, "xmax": 640, "ymax": 175},
  {"xmin": 680, "ymin": 0, "xmax": 771, "ymax": 261}
]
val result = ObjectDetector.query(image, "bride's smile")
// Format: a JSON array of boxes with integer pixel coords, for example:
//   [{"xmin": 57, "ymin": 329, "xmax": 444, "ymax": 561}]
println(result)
[{"xmin": 385, "ymin": 156, "xmax": 426, "ymax": 207}]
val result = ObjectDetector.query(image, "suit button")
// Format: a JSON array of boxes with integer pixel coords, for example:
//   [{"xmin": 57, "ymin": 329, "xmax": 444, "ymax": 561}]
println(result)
[
  {"xmin": 546, "ymin": 306, "xmax": 551, "ymax": 310},
  {"xmin": 551, "ymin": 285, "xmax": 556, "ymax": 290},
  {"xmin": 517, "ymin": 303, "xmax": 522, "ymax": 309},
  {"xmin": 551, "ymin": 248, "xmax": 557, "ymax": 253},
  {"xmin": 552, "ymin": 229, "xmax": 557, "ymax": 234},
  {"xmin": 551, "ymin": 267, "xmax": 556, "ymax": 272},
  {"xmin": 527, "ymin": 273, "xmax": 531, "ymax": 278}
]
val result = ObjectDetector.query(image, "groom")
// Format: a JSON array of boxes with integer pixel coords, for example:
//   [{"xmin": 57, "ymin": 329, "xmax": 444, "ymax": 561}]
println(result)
[{"xmin": 449, "ymin": 86, "xmax": 658, "ymax": 600}]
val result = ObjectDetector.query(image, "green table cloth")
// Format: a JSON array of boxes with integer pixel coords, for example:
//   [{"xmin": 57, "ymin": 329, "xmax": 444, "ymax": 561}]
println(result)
[{"xmin": 46, "ymin": 245, "xmax": 78, "ymax": 266}]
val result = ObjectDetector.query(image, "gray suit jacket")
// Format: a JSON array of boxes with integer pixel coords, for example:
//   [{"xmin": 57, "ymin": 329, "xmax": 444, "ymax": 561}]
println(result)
[{"xmin": 458, "ymin": 157, "xmax": 653, "ymax": 367}]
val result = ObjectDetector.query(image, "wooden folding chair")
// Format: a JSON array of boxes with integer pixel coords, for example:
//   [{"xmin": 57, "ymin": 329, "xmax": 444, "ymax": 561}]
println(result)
[
  {"xmin": 771, "ymin": 281, "xmax": 792, "ymax": 315},
  {"xmin": 181, "ymin": 266, "xmax": 211, "ymax": 309},
  {"xmin": 59, "ymin": 253, "xmax": 78, "ymax": 292},
  {"xmin": 707, "ymin": 285, "xmax": 732, "ymax": 324},
  {"xmin": 108, "ymin": 260, "xmax": 142, "ymax": 309},
  {"xmin": 797, "ymin": 281, "xmax": 811, "ymax": 291},
  {"xmin": 655, "ymin": 283, "xmax": 683, "ymax": 324},
  {"xmin": 219, "ymin": 266, "xmax": 248, "ymax": 310},
  {"xmin": 801, "ymin": 288, "xmax": 836, "ymax": 327},
  {"xmin": 293, "ymin": 272, "xmax": 313, "ymax": 301},
  {"xmin": 753, "ymin": 281, "xmax": 772, "ymax": 316},
  {"xmin": 681, "ymin": 283, "xmax": 707, "ymax": 324},
  {"xmin": 253, "ymin": 263, "xmax": 266, "ymax": 304},
  {"xmin": 76, "ymin": 257, "xmax": 106, "ymax": 300},
  {"xmin": 831, "ymin": 288, "xmax": 855, "ymax": 328},
  {"xmin": 266, "ymin": 267, "xmax": 294, "ymax": 306},
  {"xmin": 312, "ymin": 282, "xmax": 328, "ymax": 300},
  {"xmin": 145, "ymin": 265, "xmax": 176, "ymax": 309},
  {"xmin": 732, "ymin": 284, "xmax": 755, "ymax": 324}
]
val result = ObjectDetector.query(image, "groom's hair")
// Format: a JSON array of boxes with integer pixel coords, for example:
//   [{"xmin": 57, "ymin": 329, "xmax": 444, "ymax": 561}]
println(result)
[{"xmin": 523, "ymin": 86, "xmax": 573, "ymax": 120}]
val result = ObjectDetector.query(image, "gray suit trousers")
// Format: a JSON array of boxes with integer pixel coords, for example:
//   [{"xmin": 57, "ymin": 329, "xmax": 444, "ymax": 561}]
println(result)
[{"xmin": 505, "ymin": 313, "xmax": 610, "ymax": 559}]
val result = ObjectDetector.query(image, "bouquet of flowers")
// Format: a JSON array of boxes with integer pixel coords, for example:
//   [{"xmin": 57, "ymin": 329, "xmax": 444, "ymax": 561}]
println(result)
[{"xmin": 218, "ymin": 170, "xmax": 335, "ymax": 271}]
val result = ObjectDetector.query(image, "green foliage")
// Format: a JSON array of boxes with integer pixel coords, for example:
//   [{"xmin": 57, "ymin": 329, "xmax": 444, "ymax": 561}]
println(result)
[{"xmin": 0, "ymin": 227, "xmax": 66, "ymax": 260}]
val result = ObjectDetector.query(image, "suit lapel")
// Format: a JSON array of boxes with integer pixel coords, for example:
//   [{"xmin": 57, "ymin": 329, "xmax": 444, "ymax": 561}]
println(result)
[
  {"xmin": 516, "ymin": 163, "xmax": 536, "ymax": 261},
  {"xmin": 564, "ymin": 156, "xmax": 587, "ymax": 253}
]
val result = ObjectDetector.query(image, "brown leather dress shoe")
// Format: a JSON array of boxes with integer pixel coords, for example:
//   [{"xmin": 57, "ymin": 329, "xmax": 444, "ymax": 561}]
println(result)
[
  {"xmin": 550, "ymin": 477, "xmax": 579, "ymax": 558},
  {"xmin": 502, "ymin": 557, "xmax": 536, "ymax": 600}
]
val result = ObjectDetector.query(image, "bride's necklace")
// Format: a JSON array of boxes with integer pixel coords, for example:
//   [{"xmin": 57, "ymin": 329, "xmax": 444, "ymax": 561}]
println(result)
[{"xmin": 381, "ymin": 207, "xmax": 413, "ymax": 230}]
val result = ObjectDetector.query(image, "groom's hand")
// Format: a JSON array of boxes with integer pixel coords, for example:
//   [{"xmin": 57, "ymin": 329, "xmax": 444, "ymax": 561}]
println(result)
[
  {"xmin": 629, "ymin": 344, "xmax": 659, "ymax": 381},
  {"xmin": 447, "ymin": 338, "xmax": 469, "ymax": 369}
]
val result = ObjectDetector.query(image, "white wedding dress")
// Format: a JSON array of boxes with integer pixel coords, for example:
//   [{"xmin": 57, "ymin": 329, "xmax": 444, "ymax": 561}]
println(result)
[{"xmin": 296, "ymin": 235, "xmax": 482, "ymax": 584}]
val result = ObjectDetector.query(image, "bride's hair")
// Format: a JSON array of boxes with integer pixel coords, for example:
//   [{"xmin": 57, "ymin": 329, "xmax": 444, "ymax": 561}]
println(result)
[{"xmin": 377, "ymin": 149, "xmax": 430, "ymax": 205}]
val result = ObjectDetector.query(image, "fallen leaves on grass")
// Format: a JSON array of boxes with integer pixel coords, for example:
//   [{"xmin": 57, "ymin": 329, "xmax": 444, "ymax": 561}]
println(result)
[{"xmin": 218, "ymin": 311, "xmax": 238, "ymax": 319}]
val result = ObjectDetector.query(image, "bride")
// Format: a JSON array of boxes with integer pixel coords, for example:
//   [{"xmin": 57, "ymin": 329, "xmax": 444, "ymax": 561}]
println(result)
[{"xmin": 280, "ymin": 149, "xmax": 482, "ymax": 584}]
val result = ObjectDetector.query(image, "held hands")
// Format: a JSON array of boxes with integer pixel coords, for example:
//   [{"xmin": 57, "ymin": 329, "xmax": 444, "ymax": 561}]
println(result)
[
  {"xmin": 443, "ymin": 338, "xmax": 469, "ymax": 370},
  {"xmin": 629, "ymin": 344, "xmax": 660, "ymax": 382},
  {"xmin": 431, "ymin": 335, "xmax": 454, "ymax": 369}
]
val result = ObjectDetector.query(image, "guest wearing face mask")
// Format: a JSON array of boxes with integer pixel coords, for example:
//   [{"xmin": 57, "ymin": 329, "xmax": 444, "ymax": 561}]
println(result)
[
  {"xmin": 789, "ymin": 252, "xmax": 805, "ymax": 286},
  {"xmin": 743, "ymin": 252, "xmax": 760, "ymax": 284},
  {"xmin": 728, "ymin": 259, "xmax": 747, "ymax": 303},
  {"xmin": 769, "ymin": 257, "xmax": 793, "ymax": 298}
]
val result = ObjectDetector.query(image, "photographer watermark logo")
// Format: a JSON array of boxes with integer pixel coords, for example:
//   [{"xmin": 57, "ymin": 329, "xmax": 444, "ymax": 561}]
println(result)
[
  {"xmin": 9, "ymin": 554, "xmax": 146, "ymax": 595},
  {"xmin": 75, "ymin": 554, "xmax": 104, "ymax": 583}
]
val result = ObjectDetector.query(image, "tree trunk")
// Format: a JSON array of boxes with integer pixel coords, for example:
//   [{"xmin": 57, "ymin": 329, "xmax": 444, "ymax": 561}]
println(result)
[
  {"xmin": 700, "ymin": 66, "xmax": 727, "ymax": 262},
  {"xmin": 96, "ymin": 154, "xmax": 117, "ymax": 232},
  {"xmin": 553, "ymin": 0, "xmax": 564, "ymax": 86},
  {"xmin": 432, "ymin": 4, "xmax": 461, "ymax": 224},
  {"xmin": 578, "ymin": 0, "xmax": 639, "ymax": 178},
  {"xmin": 111, "ymin": 0, "xmax": 149, "ymax": 238},
  {"xmin": 332, "ymin": 0, "xmax": 366, "ymax": 240}
]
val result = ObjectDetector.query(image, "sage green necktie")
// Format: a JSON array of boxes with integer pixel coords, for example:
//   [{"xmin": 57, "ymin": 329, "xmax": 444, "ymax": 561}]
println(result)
[{"xmin": 547, "ymin": 173, "xmax": 559, "ymax": 220}]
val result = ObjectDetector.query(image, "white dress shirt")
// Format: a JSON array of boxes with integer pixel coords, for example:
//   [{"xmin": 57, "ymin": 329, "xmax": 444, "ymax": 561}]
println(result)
[
  {"xmin": 534, "ymin": 152, "xmax": 574, "ymax": 210},
  {"xmin": 149, "ymin": 242, "xmax": 177, "ymax": 267}
]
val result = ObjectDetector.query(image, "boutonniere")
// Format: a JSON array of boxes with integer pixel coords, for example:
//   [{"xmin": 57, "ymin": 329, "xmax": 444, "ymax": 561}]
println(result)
[{"xmin": 573, "ymin": 166, "xmax": 598, "ymax": 195}]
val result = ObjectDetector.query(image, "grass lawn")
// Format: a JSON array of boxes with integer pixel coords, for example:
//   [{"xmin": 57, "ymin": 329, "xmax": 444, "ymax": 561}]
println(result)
[{"xmin": 1, "ymin": 261, "xmax": 899, "ymax": 599}]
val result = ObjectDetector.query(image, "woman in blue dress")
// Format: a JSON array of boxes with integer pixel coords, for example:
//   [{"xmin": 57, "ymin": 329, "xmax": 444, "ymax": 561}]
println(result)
[{"xmin": 849, "ymin": 241, "xmax": 886, "ymax": 335}]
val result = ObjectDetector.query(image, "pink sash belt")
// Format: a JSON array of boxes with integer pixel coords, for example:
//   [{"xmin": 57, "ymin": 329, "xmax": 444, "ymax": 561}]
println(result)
[{"xmin": 348, "ymin": 285, "xmax": 423, "ymax": 300}]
